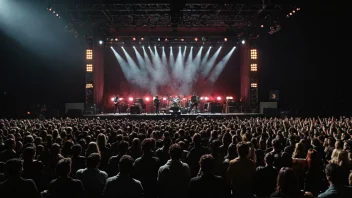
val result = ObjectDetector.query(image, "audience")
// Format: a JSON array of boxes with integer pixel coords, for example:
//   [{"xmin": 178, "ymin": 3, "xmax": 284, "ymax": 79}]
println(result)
[
  {"xmin": 0, "ymin": 116, "xmax": 352, "ymax": 198},
  {"xmin": 103, "ymin": 155, "xmax": 143, "ymax": 198}
]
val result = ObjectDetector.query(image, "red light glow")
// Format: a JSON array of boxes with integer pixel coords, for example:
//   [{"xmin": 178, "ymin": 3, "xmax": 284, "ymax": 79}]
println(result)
[
  {"xmin": 129, "ymin": 97, "xmax": 133, "ymax": 101},
  {"xmin": 216, "ymin": 96, "xmax": 221, "ymax": 101},
  {"xmin": 145, "ymin": 97, "xmax": 150, "ymax": 101}
]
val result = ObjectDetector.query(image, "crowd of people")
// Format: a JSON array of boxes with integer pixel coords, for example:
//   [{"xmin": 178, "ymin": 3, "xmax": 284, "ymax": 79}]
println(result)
[{"xmin": 0, "ymin": 116, "xmax": 352, "ymax": 198}]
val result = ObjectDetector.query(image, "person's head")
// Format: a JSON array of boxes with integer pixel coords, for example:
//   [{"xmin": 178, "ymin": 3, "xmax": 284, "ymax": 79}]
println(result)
[
  {"xmin": 87, "ymin": 153, "xmax": 101, "ymax": 169},
  {"xmin": 96, "ymin": 133, "xmax": 107, "ymax": 149},
  {"xmin": 72, "ymin": 144, "xmax": 82, "ymax": 156},
  {"xmin": 276, "ymin": 167, "xmax": 299, "ymax": 196},
  {"xmin": 237, "ymin": 142, "xmax": 249, "ymax": 158},
  {"xmin": 335, "ymin": 140, "xmax": 343, "ymax": 150},
  {"xmin": 292, "ymin": 142, "xmax": 304, "ymax": 158},
  {"xmin": 264, "ymin": 153, "xmax": 275, "ymax": 166},
  {"xmin": 226, "ymin": 143, "xmax": 237, "ymax": 160},
  {"xmin": 155, "ymin": 95, "xmax": 158, "ymax": 99},
  {"xmin": 4, "ymin": 138, "xmax": 16, "ymax": 150},
  {"xmin": 306, "ymin": 149, "xmax": 321, "ymax": 169},
  {"xmin": 272, "ymin": 139, "xmax": 281, "ymax": 151},
  {"xmin": 163, "ymin": 138, "xmax": 172, "ymax": 148},
  {"xmin": 192, "ymin": 133, "xmax": 201, "ymax": 146},
  {"xmin": 119, "ymin": 140, "xmax": 129, "ymax": 154},
  {"xmin": 5, "ymin": 158, "xmax": 23, "ymax": 178},
  {"xmin": 56, "ymin": 158, "xmax": 72, "ymax": 177},
  {"xmin": 325, "ymin": 163, "xmax": 344, "ymax": 185},
  {"xmin": 23, "ymin": 147, "xmax": 36, "ymax": 161},
  {"xmin": 193, "ymin": 92, "xmax": 197, "ymax": 96},
  {"xmin": 169, "ymin": 143, "xmax": 183, "ymax": 160},
  {"xmin": 141, "ymin": 138, "xmax": 154, "ymax": 153},
  {"xmin": 118, "ymin": 155, "xmax": 134, "ymax": 174},
  {"xmin": 337, "ymin": 150, "xmax": 350, "ymax": 167},
  {"xmin": 199, "ymin": 154, "xmax": 214, "ymax": 174}
]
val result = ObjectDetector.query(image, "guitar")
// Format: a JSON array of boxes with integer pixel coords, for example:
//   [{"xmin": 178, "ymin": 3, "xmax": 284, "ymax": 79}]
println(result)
[
  {"xmin": 114, "ymin": 98, "xmax": 120, "ymax": 105},
  {"xmin": 191, "ymin": 96, "xmax": 200, "ymax": 105}
]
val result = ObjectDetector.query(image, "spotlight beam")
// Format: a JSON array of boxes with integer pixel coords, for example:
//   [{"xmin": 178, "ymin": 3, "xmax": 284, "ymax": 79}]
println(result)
[{"xmin": 208, "ymin": 47, "xmax": 236, "ymax": 83}]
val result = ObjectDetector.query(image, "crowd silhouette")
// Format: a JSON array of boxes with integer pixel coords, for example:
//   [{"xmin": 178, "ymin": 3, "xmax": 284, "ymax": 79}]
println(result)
[{"xmin": 0, "ymin": 116, "xmax": 352, "ymax": 198}]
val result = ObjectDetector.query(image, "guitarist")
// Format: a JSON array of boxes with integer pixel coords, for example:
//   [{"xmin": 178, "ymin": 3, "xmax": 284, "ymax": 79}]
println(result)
[
  {"xmin": 113, "ymin": 95, "xmax": 120, "ymax": 114},
  {"xmin": 154, "ymin": 95, "xmax": 161, "ymax": 114},
  {"xmin": 188, "ymin": 92, "xmax": 199, "ymax": 114}
]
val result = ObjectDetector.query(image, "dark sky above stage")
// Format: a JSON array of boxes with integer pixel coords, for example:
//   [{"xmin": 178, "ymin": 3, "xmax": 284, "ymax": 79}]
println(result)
[{"xmin": 0, "ymin": 2, "xmax": 341, "ymax": 116}]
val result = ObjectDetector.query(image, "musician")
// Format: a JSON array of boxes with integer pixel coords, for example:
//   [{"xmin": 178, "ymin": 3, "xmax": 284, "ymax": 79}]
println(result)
[
  {"xmin": 189, "ymin": 92, "xmax": 199, "ymax": 114},
  {"xmin": 154, "ymin": 95, "xmax": 160, "ymax": 114},
  {"xmin": 114, "ymin": 95, "xmax": 120, "ymax": 114}
]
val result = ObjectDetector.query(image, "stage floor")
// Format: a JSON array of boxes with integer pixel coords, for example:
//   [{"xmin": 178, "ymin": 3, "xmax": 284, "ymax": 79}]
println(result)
[{"xmin": 83, "ymin": 113, "xmax": 262, "ymax": 119}]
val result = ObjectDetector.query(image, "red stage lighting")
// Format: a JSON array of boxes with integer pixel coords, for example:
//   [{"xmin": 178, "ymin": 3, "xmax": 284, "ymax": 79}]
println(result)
[
  {"xmin": 119, "ymin": 98, "xmax": 123, "ymax": 101},
  {"xmin": 132, "ymin": 37, "xmax": 136, "ymax": 41},
  {"xmin": 216, "ymin": 96, "xmax": 221, "ymax": 101},
  {"xmin": 163, "ymin": 97, "xmax": 167, "ymax": 101},
  {"xmin": 111, "ymin": 97, "xmax": 115, "ymax": 101},
  {"xmin": 194, "ymin": 37, "xmax": 198, "ymax": 41},
  {"xmin": 224, "ymin": 38, "xmax": 227, "ymax": 42},
  {"xmin": 141, "ymin": 37, "xmax": 144, "ymax": 41},
  {"xmin": 129, "ymin": 97, "xmax": 133, "ymax": 101},
  {"xmin": 115, "ymin": 38, "xmax": 118, "ymax": 41},
  {"xmin": 200, "ymin": 97, "xmax": 204, "ymax": 100},
  {"xmin": 205, "ymin": 97, "xmax": 209, "ymax": 101},
  {"xmin": 145, "ymin": 97, "xmax": 150, "ymax": 101}
]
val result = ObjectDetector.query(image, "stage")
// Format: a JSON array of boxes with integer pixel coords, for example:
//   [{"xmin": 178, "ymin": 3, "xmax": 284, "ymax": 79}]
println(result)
[{"xmin": 83, "ymin": 112, "xmax": 262, "ymax": 119}]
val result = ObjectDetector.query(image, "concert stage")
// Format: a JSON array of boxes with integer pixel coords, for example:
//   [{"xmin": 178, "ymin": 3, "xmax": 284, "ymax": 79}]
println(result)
[{"xmin": 83, "ymin": 112, "xmax": 262, "ymax": 119}]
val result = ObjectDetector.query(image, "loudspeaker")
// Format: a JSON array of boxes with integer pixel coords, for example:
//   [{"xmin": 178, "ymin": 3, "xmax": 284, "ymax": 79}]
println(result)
[
  {"xmin": 66, "ymin": 109, "xmax": 82, "ymax": 117},
  {"xmin": 130, "ymin": 106, "xmax": 141, "ymax": 114},
  {"xmin": 263, "ymin": 108, "xmax": 278, "ymax": 117},
  {"xmin": 210, "ymin": 103, "xmax": 222, "ymax": 113}
]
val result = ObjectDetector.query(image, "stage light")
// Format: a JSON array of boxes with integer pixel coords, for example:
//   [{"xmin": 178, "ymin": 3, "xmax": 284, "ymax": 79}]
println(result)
[
  {"xmin": 242, "ymin": 40, "xmax": 245, "ymax": 44},
  {"xmin": 148, "ymin": 46, "xmax": 150, "ymax": 48},
  {"xmin": 251, "ymin": 64, "xmax": 258, "ymax": 71},
  {"xmin": 128, "ymin": 97, "xmax": 133, "ymax": 101},
  {"xmin": 115, "ymin": 38, "xmax": 118, "ymax": 41},
  {"xmin": 53, "ymin": 11, "xmax": 55, "ymax": 14},
  {"xmin": 145, "ymin": 97, "xmax": 150, "ymax": 101},
  {"xmin": 216, "ymin": 96, "xmax": 221, "ymax": 101},
  {"xmin": 181, "ymin": 38, "xmax": 184, "ymax": 41},
  {"xmin": 251, "ymin": 83, "xmax": 258, "ymax": 88},
  {"xmin": 99, "ymin": 40, "xmax": 103, "ymax": 45},
  {"xmin": 86, "ymin": 64, "xmax": 93, "ymax": 72},
  {"xmin": 86, "ymin": 83, "xmax": 93, "ymax": 88},
  {"xmin": 205, "ymin": 97, "xmax": 209, "ymax": 101},
  {"xmin": 250, "ymin": 49, "xmax": 257, "ymax": 59},
  {"xmin": 286, "ymin": 15, "xmax": 289, "ymax": 18},
  {"xmin": 224, "ymin": 38, "xmax": 227, "ymax": 42},
  {"xmin": 200, "ymin": 97, "xmax": 204, "ymax": 100},
  {"xmin": 121, "ymin": 46, "xmax": 124, "ymax": 48},
  {"xmin": 292, "ymin": 10, "xmax": 296, "ymax": 13},
  {"xmin": 119, "ymin": 98, "xmax": 123, "ymax": 101},
  {"xmin": 226, "ymin": 96, "xmax": 233, "ymax": 100},
  {"xmin": 194, "ymin": 37, "xmax": 198, "ymax": 41},
  {"xmin": 48, "ymin": 7, "xmax": 52, "ymax": 11},
  {"xmin": 183, "ymin": 98, "xmax": 187, "ymax": 101},
  {"xmin": 132, "ymin": 37, "xmax": 136, "ymax": 41},
  {"xmin": 111, "ymin": 97, "xmax": 115, "ymax": 101},
  {"xmin": 261, "ymin": 25, "xmax": 264, "ymax": 28},
  {"xmin": 289, "ymin": 12, "xmax": 292, "ymax": 15},
  {"xmin": 141, "ymin": 37, "xmax": 144, "ymax": 41},
  {"xmin": 56, "ymin": 13, "xmax": 59, "ymax": 17},
  {"xmin": 165, "ymin": 38, "xmax": 168, "ymax": 41},
  {"xmin": 27, "ymin": 112, "xmax": 31, "ymax": 115},
  {"xmin": 163, "ymin": 97, "xmax": 167, "ymax": 101},
  {"xmin": 86, "ymin": 49, "xmax": 93, "ymax": 59},
  {"xmin": 297, "ymin": 8, "xmax": 300, "ymax": 11},
  {"xmin": 158, "ymin": 38, "xmax": 160, "ymax": 41}
]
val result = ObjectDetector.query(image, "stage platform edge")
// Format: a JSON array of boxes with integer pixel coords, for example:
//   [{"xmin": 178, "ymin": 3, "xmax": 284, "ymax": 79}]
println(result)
[{"xmin": 83, "ymin": 113, "xmax": 262, "ymax": 119}]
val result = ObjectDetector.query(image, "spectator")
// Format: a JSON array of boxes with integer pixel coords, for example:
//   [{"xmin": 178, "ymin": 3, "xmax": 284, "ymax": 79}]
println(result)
[
  {"xmin": 318, "ymin": 163, "xmax": 352, "ymax": 198},
  {"xmin": 227, "ymin": 142, "xmax": 256, "ymax": 198},
  {"xmin": 47, "ymin": 158, "xmax": 84, "ymax": 198},
  {"xmin": 158, "ymin": 143, "xmax": 191, "ymax": 198},
  {"xmin": 0, "ymin": 158, "xmax": 39, "ymax": 198},
  {"xmin": 189, "ymin": 154, "xmax": 229, "ymax": 198},
  {"xmin": 76, "ymin": 153, "xmax": 108, "ymax": 198},
  {"xmin": 133, "ymin": 138, "xmax": 160, "ymax": 198},
  {"xmin": 270, "ymin": 167, "xmax": 302, "ymax": 197},
  {"xmin": 103, "ymin": 155, "xmax": 143, "ymax": 198},
  {"xmin": 254, "ymin": 153, "xmax": 278, "ymax": 197},
  {"xmin": 108, "ymin": 140, "xmax": 129, "ymax": 177}
]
